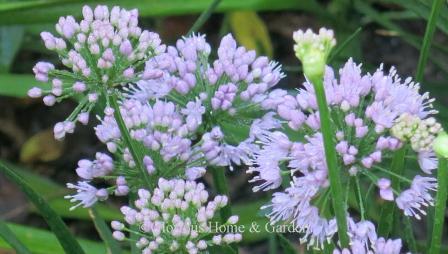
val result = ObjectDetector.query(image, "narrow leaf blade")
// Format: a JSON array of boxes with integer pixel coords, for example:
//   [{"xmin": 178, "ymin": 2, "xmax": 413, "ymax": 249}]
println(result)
[
  {"xmin": 0, "ymin": 161, "xmax": 86, "ymax": 254},
  {"xmin": 89, "ymin": 208, "xmax": 122, "ymax": 254},
  {"xmin": 0, "ymin": 220, "xmax": 32, "ymax": 254}
]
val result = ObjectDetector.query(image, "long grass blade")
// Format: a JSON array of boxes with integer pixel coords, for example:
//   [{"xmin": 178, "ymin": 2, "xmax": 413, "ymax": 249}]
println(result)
[
  {"xmin": 0, "ymin": 220, "xmax": 32, "ymax": 254},
  {"xmin": 89, "ymin": 208, "xmax": 122, "ymax": 254},
  {"xmin": 0, "ymin": 161, "xmax": 86, "ymax": 254},
  {"xmin": 429, "ymin": 157, "xmax": 448, "ymax": 254},
  {"xmin": 328, "ymin": 27, "xmax": 362, "ymax": 63},
  {"xmin": 415, "ymin": 0, "xmax": 444, "ymax": 82},
  {"xmin": 0, "ymin": 223, "xmax": 108, "ymax": 254},
  {"xmin": 187, "ymin": 0, "xmax": 222, "ymax": 35},
  {"xmin": 0, "ymin": 0, "xmax": 325, "ymax": 25},
  {"xmin": 377, "ymin": 147, "xmax": 406, "ymax": 237}
]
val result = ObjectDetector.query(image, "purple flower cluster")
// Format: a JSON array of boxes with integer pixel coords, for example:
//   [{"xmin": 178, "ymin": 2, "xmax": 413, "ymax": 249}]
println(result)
[
  {"xmin": 111, "ymin": 178, "xmax": 241, "ymax": 253},
  {"xmin": 32, "ymin": 8, "xmax": 442, "ymax": 251},
  {"xmin": 128, "ymin": 33, "xmax": 285, "ymax": 165},
  {"xmin": 28, "ymin": 5, "xmax": 164, "ymax": 140},
  {"xmin": 64, "ymin": 97, "xmax": 211, "ymax": 209},
  {"xmin": 333, "ymin": 219, "xmax": 402, "ymax": 253},
  {"xmin": 63, "ymin": 26, "xmax": 283, "ymax": 210},
  {"xmin": 245, "ymin": 58, "xmax": 441, "ymax": 249}
]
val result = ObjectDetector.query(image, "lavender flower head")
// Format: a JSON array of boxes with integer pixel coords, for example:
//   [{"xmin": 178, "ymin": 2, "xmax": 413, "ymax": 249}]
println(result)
[
  {"xmin": 63, "ymin": 31, "xmax": 284, "ymax": 208},
  {"xmin": 64, "ymin": 97, "xmax": 211, "ymax": 206},
  {"xmin": 28, "ymin": 5, "xmax": 165, "ymax": 140},
  {"xmin": 111, "ymin": 178, "xmax": 242, "ymax": 253},
  {"xmin": 244, "ymin": 29, "xmax": 442, "ymax": 250},
  {"xmin": 128, "ymin": 33, "xmax": 285, "ymax": 167}
]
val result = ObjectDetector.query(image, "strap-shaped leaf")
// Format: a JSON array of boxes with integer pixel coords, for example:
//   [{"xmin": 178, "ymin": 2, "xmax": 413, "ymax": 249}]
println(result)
[
  {"xmin": 0, "ymin": 220, "xmax": 32, "ymax": 254},
  {"xmin": 89, "ymin": 208, "xmax": 122, "ymax": 254},
  {"xmin": 0, "ymin": 161, "xmax": 86, "ymax": 254}
]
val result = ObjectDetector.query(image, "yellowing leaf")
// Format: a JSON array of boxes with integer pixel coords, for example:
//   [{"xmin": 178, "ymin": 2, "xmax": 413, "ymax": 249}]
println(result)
[
  {"xmin": 229, "ymin": 11, "xmax": 273, "ymax": 58},
  {"xmin": 20, "ymin": 129, "xmax": 63, "ymax": 163}
]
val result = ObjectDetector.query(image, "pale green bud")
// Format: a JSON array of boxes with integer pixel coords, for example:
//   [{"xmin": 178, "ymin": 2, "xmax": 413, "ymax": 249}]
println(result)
[
  {"xmin": 293, "ymin": 28, "xmax": 336, "ymax": 80},
  {"xmin": 433, "ymin": 132, "xmax": 448, "ymax": 158}
]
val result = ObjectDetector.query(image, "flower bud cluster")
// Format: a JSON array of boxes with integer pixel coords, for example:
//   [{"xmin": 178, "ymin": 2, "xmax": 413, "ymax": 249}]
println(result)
[
  {"xmin": 293, "ymin": 28, "xmax": 336, "ymax": 79},
  {"xmin": 28, "ymin": 5, "xmax": 165, "ymax": 140},
  {"xmin": 129, "ymin": 33, "xmax": 284, "ymax": 162},
  {"xmin": 391, "ymin": 113, "xmax": 442, "ymax": 152},
  {"xmin": 111, "ymin": 178, "xmax": 241, "ymax": 253}
]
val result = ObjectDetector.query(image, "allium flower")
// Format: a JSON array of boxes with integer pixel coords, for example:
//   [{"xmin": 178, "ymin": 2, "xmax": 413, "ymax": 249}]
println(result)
[
  {"xmin": 67, "ymin": 98, "xmax": 211, "ymax": 200},
  {"xmin": 245, "ymin": 58, "xmax": 441, "ymax": 249},
  {"xmin": 111, "ymin": 178, "xmax": 242, "ymax": 253},
  {"xmin": 128, "ymin": 33, "xmax": 285, "ymax": 167},
  {"xmin": 28, "ymin": 5, "xmax": 165, "ymax": 140},
  {"xmin": 65, "ymin": 181, "xmax": 108, "ymax": 210}
]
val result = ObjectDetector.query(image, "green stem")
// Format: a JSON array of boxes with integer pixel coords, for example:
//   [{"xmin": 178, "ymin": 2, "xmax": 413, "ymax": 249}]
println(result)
[
  {"xmin": 268, "ymin": 234, "xmax": 277, "ymax": 254},
  {"xmin": 403, "ymin": 217, "xmax": 418, "ymax": 252},
  {"xmin": 210, "ymin": 167, "xmax": 238, "ymax": 253},
  {"xmin": 187, "ymin": 0, "xmax": 222, "ymax": 35},
  {"xmin": 89, "ymin": 208, "xmax": 122, "ymax": 254},
  {"xmin": 310, "ymin": 76, "xmax": 349, "ymax": 247},
  {"xmin": 355, "ymin": 176, "xmax": 365, "ymax": 220},
  {"xmin": 210, "ymin": 167, "xmax": 232, "ymax": 222},
  {"xmin": 429, "ymin": 157, "xmax": 448, "ymax": 254},
  {"xmin": 377, "ymin": 147, "xmax": 406, "ymax": 237},
  {"xmin": 128, "ymin": 193, "xmax": 139, "ymax": 254},
  {"xmin": 372, "ymin": 165, "xmax": 412, "ymax": 184},
  {"xmin": 415, "ymin": 0, "xmax": 444, "ymax": 82},
  {"xmin": 109, "ymin": 92, "xmax": 152, "ymax": 188}
]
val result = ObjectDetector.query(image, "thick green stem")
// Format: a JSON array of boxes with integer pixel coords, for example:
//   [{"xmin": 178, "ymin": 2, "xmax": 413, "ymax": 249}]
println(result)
[
  {"xmin": 311, "ymin": 77, "xmax": 349, "ymax": 247},
  {"xmin": 109, "ymin": 92, "xmax": 152, "ymax": 187},
  {"xmin": 210, "ymin": 167, "xmax": 232, "ymax": 222},
  {"xmin": 415, "ymin": 0, "xmax": 444, "ymax": 82},
  {"xmin": 378, "ymin": 147, "xmax": 406, "ymax": 237},
  {"xmin": 268, "ymin": 234, "xmax": 277, "ymax": 254},
  {"xmin": 429, "ymin": 157, "xmax": 448, "ymax": 254}
]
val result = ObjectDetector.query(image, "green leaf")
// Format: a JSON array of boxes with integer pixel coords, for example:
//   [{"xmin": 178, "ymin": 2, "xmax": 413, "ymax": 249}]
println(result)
[
  {"xmin": 378, "ymin": 147, "xmax": 406, "ymax": 237},
  {"xmin": 0, "ymin": 74, "xmax": 49, "ymax": 97},
  {"xmin": 0, "ymin": 25, "xmax": 24, "ymax": 72},
  {"xmin": 380, "ymin": 0, "xmax": 448, "ymax": 34},
  {"xmin": 277, "ymin": 234, "xmax": 297, "ymax": 254},
  {"xmin": 0, "ymin": 0, "xmax": 326, "ymax": 25},
  {"xmin": 0, "ymin": 161, "xmax": 85, "ymax": 254},
  {"xmin": 233, "ymin": 199, "xmax": 270, "ymax": 243},
  {"xmin": 415, "ymin": 0, "xmax": 445, "ymax": 82},
  {"xmin": 48, "ymin": 198, "xmax": 122, "ymax": 221},
  {"xmin": 208, "ymin": 245, "xmax": 237, "ymax": 254},
  {"xmin": 187, "ymin": 0, "xmax": 222, "ymax": 35},
  {"xmin": 329, "ymin": 27, "xmax": 362, "ymax": 63},
  {"xmin": 0, "ymin": 220, "xmax": 32, "ymax": 254},
  {"xmin": 89, "ymin": 208, "xmax": 122, "ymax": 254},
  {"xmin": 353, "ymin": 0, "xmax": 448, "ymax": 75},
  {"xmin": 229, "ymin": 11, "xmax": 273, "ymax": 57},
  {"xmin": 0, "ymin": 223, "xmax": 107, "ymax": 254}
]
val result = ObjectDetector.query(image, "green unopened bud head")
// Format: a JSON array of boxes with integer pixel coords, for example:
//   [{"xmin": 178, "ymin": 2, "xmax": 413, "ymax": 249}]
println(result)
[
  {"xmin": 301, "ymin": 48, "xmax": 326, "ymax": 81},
  {"xmin": 293, "ymin": 28, "xmax": 336, "ymax": 80},
  {"xmin": 433, "ymin": 131, "xmax": 448, "ymax": 158}
]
